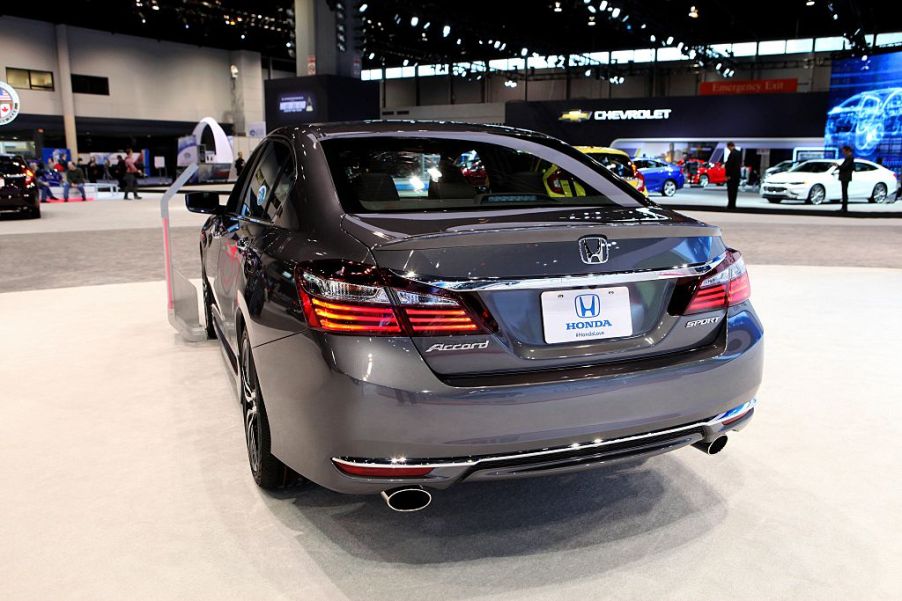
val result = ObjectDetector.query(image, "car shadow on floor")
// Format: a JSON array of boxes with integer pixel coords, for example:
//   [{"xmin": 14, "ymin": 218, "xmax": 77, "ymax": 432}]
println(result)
[{"xmin": 265, "ymin": 456, "xmax": 727, "ymax": 600}]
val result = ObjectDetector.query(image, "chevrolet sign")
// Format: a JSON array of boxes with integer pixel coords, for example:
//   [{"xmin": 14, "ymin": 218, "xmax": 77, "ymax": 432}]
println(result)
[{"xmin": 559, "ymin": 108, "xmax": 672, "ymax": 122}]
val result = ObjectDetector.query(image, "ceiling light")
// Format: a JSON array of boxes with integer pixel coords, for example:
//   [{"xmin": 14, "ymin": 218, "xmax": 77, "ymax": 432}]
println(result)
[
  {"xmin": 368, "ymin": 52, "xmax": 375, "ymax": 59},
  {"xmin": 588, "ymin": 5, "xmax": 596, "ymax": 12},
  {"xmin": 666, "ymin": 36, "xmax": 674, "ymax": 45},
  {"xmin": 240, "ymin": 33, "xmax": 245, "ymax": 39},
  {"xmin": 861, "ymin": 54, "xmax": 868, "ymax": 61},
  {"xmin": 359, "ymin": 3, "xmax": 368, "ymax": 12},
  {"xmin": 423, "ymin": 22, "xmax": 430, "ymax": 29},
  {"xmin": 650, "ymin": 34, "xmax": 656, "ymax": 42},
  {"xmin": 493, "ymin": 40, "xmax": 501, "ymax": 48},
  {"xmin": 554, "ymin": 2, "xmax": 562, "ymax": 13},
  {"xmin": 588, "ymin": 16, "xmax": 596, "ymax": 25},
  {"xmin": 689, "ymin": 5, "xmax": 699, "ymax": 18},
  {"xmin": 456, "ymin": 38, "xmax": 462, "ymax": 45},
  {"xmin": 442, "ymin": 25, "xmax": 450, "ymax": 37},
  {"xmin": 600, "ymin": 0, "xmax": 608, "ymax": 9},
  {"xmin": 410, "ymin": 16, "xmax": 418, "ymax": 27},
  {"xmin": 403, "ymin": 59, "xmax": 409, "ymax": 66},
  {"xmin": 521, "ymin": 47, "xmax": 528, "ymax": 56},
  {"xmin": 611, "ymin": 7, "xmax": 621, "ymax": 17},
  {"xmin": 716, "ymin": 62, "xmax": 722, "ymax": 70},
  {"xmin": 585, "ymin": 68, "xmax": 592, "ymax": 76},
  {"xmin": 805, "ymin": 0, "xmax": 814, "ymax": 5}
]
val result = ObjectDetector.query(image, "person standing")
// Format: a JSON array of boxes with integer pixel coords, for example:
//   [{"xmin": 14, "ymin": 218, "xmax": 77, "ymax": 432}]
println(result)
[
  {"xmin": 63, "ymin": 161, "xmax": 87, "ymax": 202},
  {"xmin": 122, "ymin": 148, "xmax": 142, "ymax": 200},
  {"xmin": 838, "ymin": 145, "xmax": 854, "ymax": 213},
  {"xmin": 234, "ymin": 152, "xmax": 245, "ymax": 177},
  {"xmin": 724, "ymin": 141, "xmax": 741, "ymax": 209}
]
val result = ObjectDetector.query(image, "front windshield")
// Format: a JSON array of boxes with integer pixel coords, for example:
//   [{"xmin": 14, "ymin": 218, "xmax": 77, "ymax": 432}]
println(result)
[
  {"xmin": 322, "ymin": 136, "xmax": 648, "ymax": 213},
  {"xmin": 790, "ymin": 162, "xmax": 835, "ymax": 173}
]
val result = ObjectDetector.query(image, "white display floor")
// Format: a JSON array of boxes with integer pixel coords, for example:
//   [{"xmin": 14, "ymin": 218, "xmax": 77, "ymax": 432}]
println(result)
[{"xmin": 2, "ymin": 266, "xmax": 900, "ymax": 600}]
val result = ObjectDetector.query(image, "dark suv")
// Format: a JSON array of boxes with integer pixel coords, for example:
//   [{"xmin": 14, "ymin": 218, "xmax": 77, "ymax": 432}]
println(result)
[{"xmin": 0, "ymin": 155, "xmax": 40, "ymax": 219}]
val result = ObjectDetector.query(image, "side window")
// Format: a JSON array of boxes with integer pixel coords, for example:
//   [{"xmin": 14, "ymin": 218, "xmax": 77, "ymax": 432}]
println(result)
[
  {"xmin": 264, "ymin": 142, "xmax": 297, "ymax": 222},
  {"xmin": 854, "ymin": 161, "xmax": 876, "ymax": 172},
  {"xmin": 240, "ymin": 143, "xmax": 280, "ymax": 220}
]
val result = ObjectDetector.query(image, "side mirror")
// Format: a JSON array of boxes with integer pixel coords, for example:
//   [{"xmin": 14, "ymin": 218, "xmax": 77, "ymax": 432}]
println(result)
[{"xmin": 185, "ymin": 191, "xmax": 223, "ymax": 214}]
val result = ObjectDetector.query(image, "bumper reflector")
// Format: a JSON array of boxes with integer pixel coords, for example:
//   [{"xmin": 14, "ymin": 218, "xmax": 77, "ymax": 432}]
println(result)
[{"xmin": 334, "ymin": 462, "xmax": 433, "ymax": 478}]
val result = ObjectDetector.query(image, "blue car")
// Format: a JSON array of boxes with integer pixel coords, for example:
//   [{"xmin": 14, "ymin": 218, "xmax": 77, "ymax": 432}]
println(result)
[{"xmin": 633, "ymin": 157, "xmax": 685, "ymax": 197}]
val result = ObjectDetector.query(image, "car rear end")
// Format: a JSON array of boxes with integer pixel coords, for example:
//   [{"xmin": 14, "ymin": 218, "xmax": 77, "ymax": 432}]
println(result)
[
  {"xmin": 0, "ymin": 155, "xmax": 39, "ymax": 218},
  {"xmin": 255, "ymin": 127, "xmax": 763, "ymax": 496}
]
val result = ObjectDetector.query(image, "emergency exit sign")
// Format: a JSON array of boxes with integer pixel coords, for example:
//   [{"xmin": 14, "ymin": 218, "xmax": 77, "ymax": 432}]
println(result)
[{"xmin": 699, "ymin": 78, "xmax": 798, "ymax": 95}]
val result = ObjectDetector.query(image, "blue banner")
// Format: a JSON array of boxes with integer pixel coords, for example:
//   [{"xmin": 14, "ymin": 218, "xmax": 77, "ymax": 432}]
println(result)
[{"xmin": 826, "ymin": 50, "xmax": 902, "ymax": 172}]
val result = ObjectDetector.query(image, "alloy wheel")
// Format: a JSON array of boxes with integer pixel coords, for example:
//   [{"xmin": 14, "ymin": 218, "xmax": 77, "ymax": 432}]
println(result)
[
  {"xmin": 873, "ymin": 183, "xmax": 888, "ymax": 204},
  {"xmin": 663, "ymin": 180, "xmax": 676, "ymax": 197},
  {"xmin": 240, "ymin": 339, "xmax": 262, "ymax": 475},
  {"xmin": 699, "ymin": 175, "xmax": 709, "ymax": 188},
  {"xmin": 808, "ymin": 185, "xmax": 826, "ymax": 205}
]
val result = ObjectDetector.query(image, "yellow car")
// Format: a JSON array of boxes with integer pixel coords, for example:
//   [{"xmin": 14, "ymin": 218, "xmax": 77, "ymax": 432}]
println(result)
[
  {"xmin": 541, "ymin": 146, "xmax": 647, "ymax": 198},
  {"xmin": 575, "ymin": 146, "xmax": 647, "ymax": 195}
]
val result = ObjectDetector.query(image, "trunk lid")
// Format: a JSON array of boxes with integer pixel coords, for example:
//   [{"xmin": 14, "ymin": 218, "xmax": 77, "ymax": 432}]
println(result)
[{"xmin": 342, "ymin": 207, "xmax": 727, "ymax": 377}]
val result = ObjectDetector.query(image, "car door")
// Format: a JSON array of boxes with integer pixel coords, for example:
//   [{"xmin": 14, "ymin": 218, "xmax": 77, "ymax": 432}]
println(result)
[
  {"xmin": 213, "ymin": 141, "xmax": 285, "ymax": 351},
  {"xmin": 852, "ymin": 161, "xmax": 877, "ymax": 198},
  {"xmin": 634, "ymin": 159, "xmax": 659, "ymax": 191}
]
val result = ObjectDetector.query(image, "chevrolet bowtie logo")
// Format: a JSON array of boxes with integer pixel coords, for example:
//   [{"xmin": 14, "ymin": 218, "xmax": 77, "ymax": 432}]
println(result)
[{"xmin": 559, "ymin": 109, "xmax": 592, "ymax": 123}]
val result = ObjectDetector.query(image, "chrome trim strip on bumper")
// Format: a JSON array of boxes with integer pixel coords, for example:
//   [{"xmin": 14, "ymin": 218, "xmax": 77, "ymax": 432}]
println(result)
[
  {"xmin": 332, "ymin": 398, "xmax": 756, "ymax": 471},
  {"xmin": 391, "ymin": 252, "xmax": 725, "ymax": 292}
]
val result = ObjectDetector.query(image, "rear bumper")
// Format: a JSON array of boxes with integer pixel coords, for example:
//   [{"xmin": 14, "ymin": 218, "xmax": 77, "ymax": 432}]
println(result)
[
  {"xmin": 252, "ymin": 305, "xmax": 763, "ymax": 495},
  {"xmin": 0, "ymin": 191, "xmax": 38, "ymax": 211}
]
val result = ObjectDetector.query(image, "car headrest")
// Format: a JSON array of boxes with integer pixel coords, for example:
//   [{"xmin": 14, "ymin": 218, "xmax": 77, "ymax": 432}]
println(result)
[{"xmin": 354, "ymin": 173, "xmax": 399, "ymax": 203}]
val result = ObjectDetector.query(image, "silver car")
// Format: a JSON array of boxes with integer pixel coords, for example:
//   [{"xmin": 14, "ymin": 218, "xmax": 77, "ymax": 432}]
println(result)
[{"xmin": 188, "ymin": 122, "xmax": 763, "ymax": 511}]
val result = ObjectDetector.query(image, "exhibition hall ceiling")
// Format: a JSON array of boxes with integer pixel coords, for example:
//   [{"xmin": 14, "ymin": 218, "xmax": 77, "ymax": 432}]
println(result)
[{"xmin": 0, "ymin": 0, "xmax": 894, "ymax": 66}]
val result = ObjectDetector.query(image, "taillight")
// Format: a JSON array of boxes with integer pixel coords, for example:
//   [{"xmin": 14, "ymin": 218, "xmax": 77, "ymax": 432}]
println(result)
[
  {"xmin": 296, "ymin": 262, "xmax": 491, "ymax": 336},
  {"xmin": 635, "ymin": 170, "xmax": 646, "ymax": 193},
  {"xmin": 681, "ymin": 250, "xmax": 751, "ymax": 315},
  {"xmin": 23, "ymin": 167, "xmax": 35, "ymax": 186}
]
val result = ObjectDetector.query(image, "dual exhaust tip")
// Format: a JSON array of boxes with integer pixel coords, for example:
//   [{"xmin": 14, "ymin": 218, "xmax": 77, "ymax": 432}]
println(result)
[{"xmin": 380, "ymin": 436, "xmax": 727, "ymax": 512}]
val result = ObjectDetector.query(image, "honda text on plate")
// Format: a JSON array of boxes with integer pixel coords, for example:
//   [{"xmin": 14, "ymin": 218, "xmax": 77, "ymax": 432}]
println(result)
[{"xmin": 189, "ymin": 122, "xmax": 763, "ymax": 512}]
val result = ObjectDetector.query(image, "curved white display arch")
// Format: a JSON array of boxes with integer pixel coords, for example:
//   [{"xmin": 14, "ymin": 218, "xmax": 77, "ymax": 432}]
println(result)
[{"xmin": 192, "ymin": 117, "xmax": 233, "ymax": 164}]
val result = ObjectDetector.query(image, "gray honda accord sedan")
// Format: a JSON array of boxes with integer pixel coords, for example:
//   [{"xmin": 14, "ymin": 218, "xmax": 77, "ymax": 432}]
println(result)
[{"xmin": 187, "ymin": 121, "xmax": 762, "ymax": 511}]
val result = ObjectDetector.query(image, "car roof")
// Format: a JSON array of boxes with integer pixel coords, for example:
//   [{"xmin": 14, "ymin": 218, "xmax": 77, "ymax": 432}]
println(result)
[
  {"xmin": 574, "ymin": 146, "xmax": 629, "ymax": 157},
  {"xmin": 275, "ymin": 120, "xmax": 560, "ymax": 143}
]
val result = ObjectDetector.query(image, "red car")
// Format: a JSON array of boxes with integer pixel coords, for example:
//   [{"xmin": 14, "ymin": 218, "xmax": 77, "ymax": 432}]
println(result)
[{"xmin": 681, "ymin": 158, "xmax": 726, "ymax": 187}]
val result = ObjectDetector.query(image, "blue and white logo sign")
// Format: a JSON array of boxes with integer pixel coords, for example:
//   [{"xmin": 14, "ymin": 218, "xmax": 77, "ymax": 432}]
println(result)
[
  {"xmin": 256, "ymin": 184, "xmax": 267, "ymax": 206},
  {"xmin": 541, "ymin": 286, "xmax": 633, "ymax": 344},
  {"xmin": 0, "ymin": 81, "xmax": 21, "ymax": 126},
  {"xmin": 574, "ymin": 293, "xmax": 601, "ymax": 319}
]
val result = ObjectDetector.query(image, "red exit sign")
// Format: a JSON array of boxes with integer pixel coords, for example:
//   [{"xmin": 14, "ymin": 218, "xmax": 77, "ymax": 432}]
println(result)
[{"xmin": 699, "ymin": 78, "xmax": 798, "ymax": 95}]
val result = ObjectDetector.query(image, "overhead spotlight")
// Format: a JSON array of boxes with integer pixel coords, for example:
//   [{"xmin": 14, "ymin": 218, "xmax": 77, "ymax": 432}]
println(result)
[
  {"xmin": 285, "ymin": 41, "xmax": 292, "ymax": 47},
  {"xmin": 500, "ymin": 42, "xmax": 507, "ymax": 50},
  {"xmin": 554, "ymin": 2, "xmax": 562, "ymax": 13},
  {"xmin": 861, "ymin": 54, "xmax": 868, "ymax": 61},
  {"xmin": 585, "ymin": 68, "xmax": 592, "ymax": 76},
  {"xmin": 240, "ymin": 33, "xmax": 245, "ymax": 39},
  {"xmin": 677, "ymin": 41, "xmax": 684, "ymax": 51},
  {"xmin": 665, "ymin": 36, "xmax": 674, "ymax": 45},
  {"xmin": 805, "ymin": 0, "xmax": 814, "ymax": 5},
  {"xmin": 442, "ymin": 25, "xmax": 450, "ymax": 37},
  {"xmin": 456, "ymin": 38, "xmax": 462, "ymax": 45},
  {"xmin": 368, "ymin": 51, "xmax": 375, "ymax": 59},
  {"xmin": 588, "ymin": 5, "xmax": 596, "ymax": 12},
  {"xmin": 716, "ymin": 62, "xmax": 722, "ymax": 70},
  {"xmin": 402, "ymin": 58, "xmax": 409, "ymax": 66},
  {"xmin": 650, "ymin": 34, "xmax": 656, "ymax": 42},
  {"xmin": 493, "ymin": 40, "xmax": 501, "ymax": 49},
  {"xmin": 689, "ymin": 5, "xmax": 699, "ymax": 18},
  {"xmin": 611, "ymin": 7, "xmax": 621, "ymax": 17},
  {"xmin": 359, "ymin": 3, "xmax": 368, "ymax": 12},
  {"xmin": 832, "ymin": 13, "xmax": 838, "ymax": 20},
  {"xmin": 423, "ymin": 22, "xmax": 430, "ymax": 29},
  {"xmin": 521, "ymin": 47, "xmax": 529, "ymax": 56},
  {"xmin": 600, "ymin": 0, "xmax": 608, "ymax": 10},
  {"xmin": 640, "ymin": 22, "xmax": 646, "ymax": 29},
  {"xmin": 588, "ymin": 16, "xmax": 596, "ymax": 25},
  {"xmin": 410, "ymin": 16, "xmax": 419, "ymax": 27}
]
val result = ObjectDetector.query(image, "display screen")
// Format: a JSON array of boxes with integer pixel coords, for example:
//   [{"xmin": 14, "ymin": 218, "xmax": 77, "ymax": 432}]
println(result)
[
  {"xmin": 279, "ymin": 93, "xmax": 316, "ymax": 114},
  {"xmin": 826, "ymin": 50, "xmax": 902, "ymax": 173}
]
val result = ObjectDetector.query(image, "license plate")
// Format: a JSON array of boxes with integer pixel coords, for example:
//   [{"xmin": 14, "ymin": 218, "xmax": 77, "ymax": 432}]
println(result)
[{"xmin": 541, "ymin": 287, "xmax": 633, "ymax": 344}]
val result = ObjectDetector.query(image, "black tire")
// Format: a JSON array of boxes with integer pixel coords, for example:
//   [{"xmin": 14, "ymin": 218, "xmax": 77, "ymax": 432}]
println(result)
[
  {"xmin": 238, "ymin": 328, "xmax": 298, "ymax": 490},
  {"xmin": 26, "ymin": 204, "xmax": 41, "ymax": 219}
]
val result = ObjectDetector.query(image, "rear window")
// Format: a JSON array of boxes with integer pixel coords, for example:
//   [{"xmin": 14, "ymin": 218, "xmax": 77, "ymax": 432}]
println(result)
[
  {"xmin": 322, "ymin": 136, "xmax": 648, "ymax": 213},
  {"xmin": 0, "ymin": 157, "xmax": 25, "ymax": 175}
]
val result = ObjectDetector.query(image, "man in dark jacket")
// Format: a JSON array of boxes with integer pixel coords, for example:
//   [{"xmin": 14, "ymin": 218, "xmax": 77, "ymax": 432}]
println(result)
[
  {"xmin": 838, "ymin": 145, "xmax": 854, "ymax": 213},
  {"xmin": 725, "ymin": 141, "xmax": 741, "ymax": 208},
  {"xmin": 63, "ymin": 161, "xmax": 87, "ymax": 202}
]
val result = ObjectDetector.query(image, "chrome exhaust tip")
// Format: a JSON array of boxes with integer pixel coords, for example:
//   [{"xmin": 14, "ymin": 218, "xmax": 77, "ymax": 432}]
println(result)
[
  {"xmin": 693, "ymin": 435, "xmax": 728, "ymax": 455},
  {"xmin": 380, "ymin": 486, "xmax": 432, "ymax": 512}
]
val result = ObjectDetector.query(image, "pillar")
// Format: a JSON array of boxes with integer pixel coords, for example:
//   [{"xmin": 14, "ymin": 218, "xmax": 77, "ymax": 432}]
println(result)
[{"xmin": 55, "ymin": 25, "xmax": 78, "ymax": 157}]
